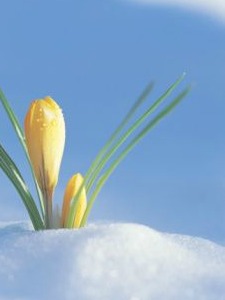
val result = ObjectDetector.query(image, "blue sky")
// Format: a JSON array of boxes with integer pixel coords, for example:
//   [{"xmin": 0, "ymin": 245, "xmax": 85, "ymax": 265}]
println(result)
[{"xmin": 0, "ymin": 0, "xmax": 225, "ymax": 243}]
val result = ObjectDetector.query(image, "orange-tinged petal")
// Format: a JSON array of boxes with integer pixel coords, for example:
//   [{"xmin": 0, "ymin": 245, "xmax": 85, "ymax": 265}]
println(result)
[{"xmin": 61, "ymin": 173, "xmax": 87, "ymax": 228}]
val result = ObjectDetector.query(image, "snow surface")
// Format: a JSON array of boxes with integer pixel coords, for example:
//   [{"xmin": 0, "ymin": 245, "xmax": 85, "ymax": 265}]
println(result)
[
  {"xmin": 0, "ymin": 222, "xmax": 224, "ymax": 300},
  {"xmin": 126, "ymin": 0, "xmax": 225, "ymax": 24}
]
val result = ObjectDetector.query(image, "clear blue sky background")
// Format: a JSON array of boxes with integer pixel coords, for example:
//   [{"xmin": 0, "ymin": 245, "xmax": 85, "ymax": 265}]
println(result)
[{"xmin": 0, "ymin": 0, "xmax": 224, "ymax": 243}]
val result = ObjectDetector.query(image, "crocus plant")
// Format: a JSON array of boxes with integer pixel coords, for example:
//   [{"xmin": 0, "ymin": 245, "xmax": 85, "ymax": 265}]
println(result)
[{"xmin": 0, "ymin": 75, "xmax": 189, "ymax": 230}]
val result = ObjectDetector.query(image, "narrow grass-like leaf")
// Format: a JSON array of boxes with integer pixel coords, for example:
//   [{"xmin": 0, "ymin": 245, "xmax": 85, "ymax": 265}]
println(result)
[
  {"xmin": 0, "ymin": 89, "xmax": 45, "ymax": 218},
  {"xmin": 0, "ymin": 89, "xmax": 25, "ymax": 148},
  {"xmin": 0, "ymin": 144, "xmax": 44, "ymax": 230},
  {"xmin": 80, "ymin": 87, "xmax": 190, "ymax": 227},
  {"xmin": 66, "ymin": 81, "xmax": 154, "ymax": 227},
  {"xmin": 67, "ymin": 75, "xmax": 187, "ymax": 228},
  {"xmin": 84, "ymin": 82, "xmax": 154, "ymax": 187},
  {"xmin": 67, "ymin": 75, "xmax": 185, "ymax": 228},
  {"xmin": 86, "ymin": 74, "xmax": 186, "ymax": 194}
]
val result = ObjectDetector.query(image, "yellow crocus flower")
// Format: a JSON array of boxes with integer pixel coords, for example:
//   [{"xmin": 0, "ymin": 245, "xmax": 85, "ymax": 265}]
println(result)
[
  {"xmin": 24, "ymin": 96, "xmax": 65, "ymax": 228},
  {"xmin": 61, "ymin": 173, "xmax": 87, "ymax": 228}
]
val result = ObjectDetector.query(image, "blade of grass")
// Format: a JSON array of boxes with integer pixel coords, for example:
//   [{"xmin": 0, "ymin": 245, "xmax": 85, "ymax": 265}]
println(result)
[
  {"xmin": 80, "ymin": 87, "xmax": 190, "ymax": 227},
  {"xmin": 66, "ymin": 81, "xmax": 154, "ymax": 227},
  {"xmin": 0, "ymin": 144, "xmax": 44, "ymax": 229},
  {"xmin": 66, "ymin": 74, "xmax": 185, "ymax": 228},
  {"xmin": 84, "ymin": 82, "xmax": 154, "ymax": 184},
  {"xmin": 85, "ymin": 74, "xmax": 186, "ymax": 194},
  {"xmin": 0, "ymin": 88, "xmax": 45, "ymax": 218},
  {"xmin": 0, "ymin": 146, "xmax": 45, "ymax": 230}
]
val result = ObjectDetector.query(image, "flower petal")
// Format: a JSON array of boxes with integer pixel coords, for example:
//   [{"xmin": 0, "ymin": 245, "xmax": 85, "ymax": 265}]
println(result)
[{"xmin": 61, "ymin": 173, "xmax": 87, "ymax": 228}]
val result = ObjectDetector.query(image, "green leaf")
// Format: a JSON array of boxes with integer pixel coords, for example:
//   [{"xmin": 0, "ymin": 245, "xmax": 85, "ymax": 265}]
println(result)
[
  {"xmin": 80, "ymin": 87, "xmax": 190, "ymax": 227},
  {"xmin": 0, "ymin": 88, "xmax": 45, "ymax": 218},
  {"xmin": 66, "ymin": 81, "xmax": 154, "ymax": 227},
  {"xmin": 0, "ymin": 144, "xmax": 44, "ymax": 230},
  {"xmin": 85, "ymin": 74, "xmax": 185, "ymax": 194},
  {"xmin": 85, "ymin": 81, "xmax": 154, "ymax": 190}
]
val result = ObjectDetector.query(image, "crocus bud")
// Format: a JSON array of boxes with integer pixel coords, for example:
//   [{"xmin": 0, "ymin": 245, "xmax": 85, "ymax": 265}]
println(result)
[
  {"xmin": 24, "ymin": 96, "xmax": 65, "ymax": 228},
  {"xmin": 61, "ymin": 173, "xmax": 87, "ymax": 228}
]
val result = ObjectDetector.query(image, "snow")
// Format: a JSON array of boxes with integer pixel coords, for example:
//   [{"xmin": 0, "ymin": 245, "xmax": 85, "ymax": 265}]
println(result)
[
  {"xmin": 0, "ymin": 222, "xmax": 224, "ymax": 300},
  {"xmin": 126, "ymin": 0, "xmax": 225, "ymax": 24}
]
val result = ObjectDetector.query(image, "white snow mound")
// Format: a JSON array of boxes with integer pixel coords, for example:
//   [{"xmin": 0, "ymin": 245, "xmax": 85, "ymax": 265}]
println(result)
[{"xmin": 0, "ymin": 222, "xmax": 224, "ymax": 300}]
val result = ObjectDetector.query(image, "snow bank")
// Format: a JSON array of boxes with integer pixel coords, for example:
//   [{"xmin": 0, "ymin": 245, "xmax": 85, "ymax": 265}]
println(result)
[
  {"xmin": 0, "ymin": 222, "xmax": 224, "ymax": 300},
  {"xmin": 126, "ymin": 0, "xmax": 225, "ymax": 24}
]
